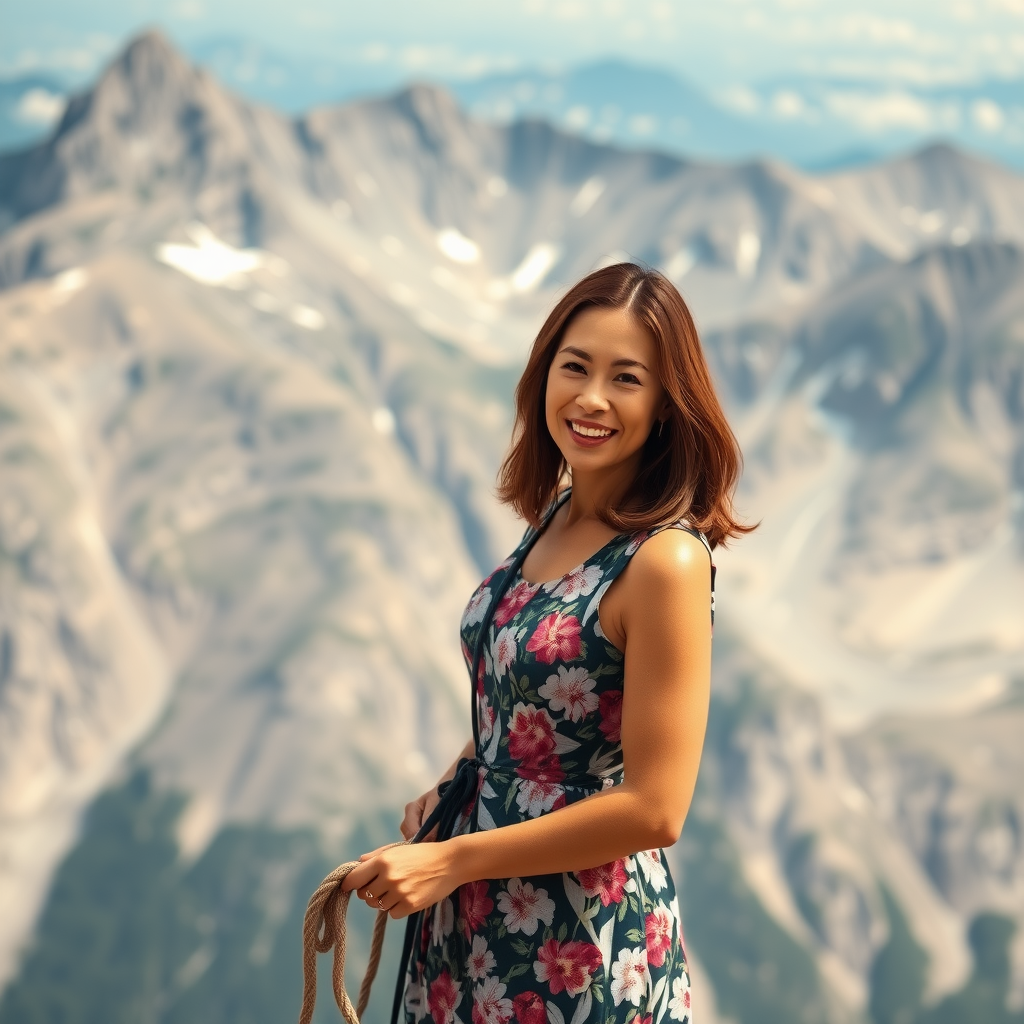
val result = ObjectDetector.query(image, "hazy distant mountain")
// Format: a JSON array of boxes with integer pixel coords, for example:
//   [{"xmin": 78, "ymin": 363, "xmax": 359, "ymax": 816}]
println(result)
[
  {"xmin": 0, "ymin": 31, "xmax": 1022, "ymax": 1024},
  {"xmin": 5, "ymin": 36, "xmax": 1021, "ymax": 174}
]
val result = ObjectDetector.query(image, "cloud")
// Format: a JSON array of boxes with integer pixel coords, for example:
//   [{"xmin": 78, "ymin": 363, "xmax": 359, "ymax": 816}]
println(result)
[
  {"xmin": 171, "ymin": 0, "xmax": 206, "ymax": 18},
  {"xmin": 14, "ymin": 88, "xmax": 66, "ymax": 126},
  {"xmin": 824, "ymin": 90, "xmax": 935, "ymax": 132},
  {"xmin": 972, "ymin": 98, "xmax": 1005, "ymax": 132}
]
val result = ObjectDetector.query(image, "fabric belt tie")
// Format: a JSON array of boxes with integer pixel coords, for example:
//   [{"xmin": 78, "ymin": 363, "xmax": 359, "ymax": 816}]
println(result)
[{"xmin": 412, "ymin": 756, "xmax": 484, "ymax": 844}]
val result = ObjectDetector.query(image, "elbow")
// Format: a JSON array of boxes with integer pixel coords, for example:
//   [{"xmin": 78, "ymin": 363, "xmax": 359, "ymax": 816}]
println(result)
[
  {"xmin": 637, "ymin": 806, "xmax": 687, "ymax": 850},
  {"xmin": 651, "ymin": 819, "xmax": 683, "ymax": 850}
]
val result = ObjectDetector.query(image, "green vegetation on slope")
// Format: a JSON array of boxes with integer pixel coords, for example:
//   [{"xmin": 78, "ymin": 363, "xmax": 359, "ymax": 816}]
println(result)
[
  {"xmin": 918, "ymin": 914, "xmax": 1024, "ymax": 1024},
  {"xmin": 677, "ymin": 811, "xmax": 833, "ymax": 1024},
  {"xmin": 869, "ymin": 885, "xmax": 928, "ymax": 1024},
  {"xmin": 0, "ymin": 772, "xmax": 404, "ymax": 1024}
]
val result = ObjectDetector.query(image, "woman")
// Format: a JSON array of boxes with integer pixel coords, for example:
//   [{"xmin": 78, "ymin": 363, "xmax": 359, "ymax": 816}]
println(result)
[{"xmin": 343, "ymin": 262, "xmax": 749, "ymax": 1024}]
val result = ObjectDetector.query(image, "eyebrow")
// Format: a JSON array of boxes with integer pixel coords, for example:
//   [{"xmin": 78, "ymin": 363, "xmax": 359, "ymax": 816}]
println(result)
[{"xmin": 560, "ymin": 345, "xmax": 650, "ymax": 373}]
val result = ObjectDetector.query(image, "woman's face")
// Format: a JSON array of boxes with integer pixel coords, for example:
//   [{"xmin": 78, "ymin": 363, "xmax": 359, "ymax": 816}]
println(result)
[{"xmin": 545, "ymin": 305, "xmax": 668, "ymax": 481}]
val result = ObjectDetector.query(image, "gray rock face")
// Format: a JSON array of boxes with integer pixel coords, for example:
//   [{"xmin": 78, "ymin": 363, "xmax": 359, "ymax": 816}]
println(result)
[{"xmin": 1, "ymin": 29, "xmax": 1022, "ymax": 1022}]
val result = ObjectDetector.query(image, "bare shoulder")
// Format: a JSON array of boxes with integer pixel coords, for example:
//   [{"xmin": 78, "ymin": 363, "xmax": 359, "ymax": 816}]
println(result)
[
  {"xmin": 600, "ymin": 528, "xmax": 711, "ymax": 649},
  {"xmin": 626, "ymin": 528, "xmax": 711, "ymax": 590}
]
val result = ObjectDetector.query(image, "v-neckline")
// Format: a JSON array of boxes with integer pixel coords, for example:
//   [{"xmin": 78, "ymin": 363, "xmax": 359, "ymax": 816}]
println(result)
[{"xmin": 517, "ymin": 489, "xmax": 626, "ymax": 588}]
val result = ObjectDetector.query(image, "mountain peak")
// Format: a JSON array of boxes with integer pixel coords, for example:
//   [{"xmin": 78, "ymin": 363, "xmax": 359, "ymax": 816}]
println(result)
[
  {"xmin": 0, "ymin": 29, "xmax": 269, "ymax": 225},
  {"xmin": 57, "ymin": 29, "xmax": 201, "ymax": 139}
]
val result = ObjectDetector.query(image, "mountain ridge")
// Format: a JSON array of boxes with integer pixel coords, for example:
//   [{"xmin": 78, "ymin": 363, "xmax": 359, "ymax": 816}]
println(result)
[{"xmin": 0, "ymin": 29, "xmax": 1022, "ymax": 1024}]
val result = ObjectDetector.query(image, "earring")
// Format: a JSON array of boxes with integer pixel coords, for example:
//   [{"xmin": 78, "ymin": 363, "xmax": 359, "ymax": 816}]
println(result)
[{"xmin": 657, "ymin": 420, "xmax": 665, "ymax": 438}]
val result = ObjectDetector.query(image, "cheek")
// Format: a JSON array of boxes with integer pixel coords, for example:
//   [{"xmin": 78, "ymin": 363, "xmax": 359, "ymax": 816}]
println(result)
[{"xmin": 544, "ymin": 375, "xmax": 568, "ymax": 425}]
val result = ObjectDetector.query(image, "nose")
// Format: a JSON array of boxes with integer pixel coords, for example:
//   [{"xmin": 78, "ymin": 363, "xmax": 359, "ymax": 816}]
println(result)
[{"xmin": 576, "ymin": 376, "xmax": 610, "ymax": 413}]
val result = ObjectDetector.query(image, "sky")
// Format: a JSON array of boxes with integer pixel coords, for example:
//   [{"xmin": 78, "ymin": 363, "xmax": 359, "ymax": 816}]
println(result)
[{"xmin": 2, "ymin": 0, "xmax": 1024, "ymax": 94}]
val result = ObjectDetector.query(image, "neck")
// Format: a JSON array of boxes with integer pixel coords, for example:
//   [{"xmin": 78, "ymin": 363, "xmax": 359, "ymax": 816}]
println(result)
[{"xmin": 563, "ymin": 455, "xmax": 643, "ymax": 526}]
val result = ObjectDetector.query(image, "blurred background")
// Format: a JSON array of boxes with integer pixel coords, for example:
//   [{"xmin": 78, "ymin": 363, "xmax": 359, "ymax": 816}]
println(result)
[{"xmin": 0, "ymin": 2, "xmax": 1022, "ymax": 1023}]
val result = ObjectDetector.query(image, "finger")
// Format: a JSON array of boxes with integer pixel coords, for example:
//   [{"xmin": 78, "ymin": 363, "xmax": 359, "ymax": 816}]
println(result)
[
  {"xmin": 364, "ymin": 888, "xmax": 387, "ymax": 909},
  {"xmin": 358, "ymin": 844, "xmax": 389, "ymax": 862},
  {"xmin": 341, "ymin": 863, "xmax": 379, "ymax": 892},
  {"xmin": 387, "ymin": 896, "xmax": 412, "ymax": 919}
]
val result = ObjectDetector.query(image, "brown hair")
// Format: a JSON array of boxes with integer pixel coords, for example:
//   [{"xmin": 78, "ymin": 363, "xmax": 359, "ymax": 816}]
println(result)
[{"xmin": 496, "ymin": 262, "xmax": 752, "ymax": 549}]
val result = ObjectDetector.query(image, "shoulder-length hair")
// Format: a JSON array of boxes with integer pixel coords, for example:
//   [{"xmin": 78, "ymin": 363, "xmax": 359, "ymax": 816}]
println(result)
[{"xmin": 496, "ymin": 262, "xmax": 752, "ymax": 549}]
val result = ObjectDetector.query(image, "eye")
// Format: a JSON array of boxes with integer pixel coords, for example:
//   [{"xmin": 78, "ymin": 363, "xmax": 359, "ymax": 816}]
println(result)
[
  {"xmin": 616, "ymin": 372, "xmax": 642, "ymax": 385},
  {"xmin": 562, "ymin": 360, "xmax": 587, "ymax": 374}
]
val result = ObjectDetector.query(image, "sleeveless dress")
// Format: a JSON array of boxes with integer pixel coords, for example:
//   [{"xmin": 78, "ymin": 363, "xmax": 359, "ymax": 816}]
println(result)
[{"xmin": 400, "ymin": 492, "xmax": 714, "ymax": 1024}]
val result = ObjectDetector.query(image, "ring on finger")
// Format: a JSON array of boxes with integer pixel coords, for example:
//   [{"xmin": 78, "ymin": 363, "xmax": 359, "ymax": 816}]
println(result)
[
  {"xmin": 377, "ymin": 896, "xmax": 385, "ymax": 909},
  {"xmin": 364, "ymin": 891, "xmax": 374, "ymax": 901}
]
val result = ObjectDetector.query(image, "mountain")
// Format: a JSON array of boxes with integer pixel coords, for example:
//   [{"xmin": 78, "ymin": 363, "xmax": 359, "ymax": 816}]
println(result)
[{"xmin": 0, "ymin": 30, "xmax": 1022, "ymax": 1024}]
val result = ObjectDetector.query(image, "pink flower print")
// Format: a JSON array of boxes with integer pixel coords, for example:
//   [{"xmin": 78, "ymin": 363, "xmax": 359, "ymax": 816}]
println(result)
[
  {"xmin": 577, "ymin": 859, "xmax": 629, "ymax": 906},
  {"xmin": 491, "ymin": 625, "xmax": 519, "ymax": 679},
  {"xmin": 538, "ymin": 665, "xmax": 598, "ymax": 722},
  {"xmin": 496, "ymin": 877, "xmax": 555, "ymax": 935},
  {"xmin": 668, "ymin": 976, "xmax": 691, "ymax": 1021},
  {"xmin": 472, "ymin": 976, "xmax": 514, "ymax": 1024},
  {"xmin": 494, "ymin": 579, "xmax": 540, "ymax": 628},
  {"xmin": 428, "ymin": 969, "xmax": 463, "ymax": 1024},
  {"xmin": 515, "ymin": 753, "xmax": 564, "ymax": 784},
  {"xmin": 610, "ymin": 946, "xmax": 648, "ymax": 1007},
  {"xmin": 645, "ymin": 904, "xmax": 674, "ymax": 967},
  {"xmin": 462, "ymin": 587, "xmax": 491, "ymax": 629},
  {"xmin": 526, "ymin": 612, "xmax": 582, "ymax": 664},
  {"xmin": 508, "ymin": 704, "xmax": 557, "ymax": 765},
  {"xmin": 598, "ymin": 689, "xmax": 623, "ymax": 743},
  {"xmin": 512, "ymin": 992, "xmax": 546, "ymax": 1024},
  {"xmin": 548, "ymin": 563, "xmax": 604, "ymax": 601},
  {"xmin": 638, "ymin": 1016, "xmax": 653, "ymax": 1024},
  {"xmin": 533, "ymin": 938, "xmax": 604, "ymax": 996},
  {"xmin": 466, "ymin": 934, "xmax": 497, "ymax": 980},
  {"xmin": 460, "ymin": 880, "xmax": 494, "ymax": 939}
]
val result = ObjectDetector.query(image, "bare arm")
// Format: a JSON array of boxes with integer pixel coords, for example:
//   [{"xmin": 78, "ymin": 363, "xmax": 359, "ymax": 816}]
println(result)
[{"xmin": 345, "ymin": 529, "xmax": 712, "ymax": 914}]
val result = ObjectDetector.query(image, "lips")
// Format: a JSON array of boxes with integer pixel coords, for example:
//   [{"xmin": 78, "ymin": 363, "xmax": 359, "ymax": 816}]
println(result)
[{"xmin": 567, "ymin": 419, "xmax": 617, "ymax": 447}]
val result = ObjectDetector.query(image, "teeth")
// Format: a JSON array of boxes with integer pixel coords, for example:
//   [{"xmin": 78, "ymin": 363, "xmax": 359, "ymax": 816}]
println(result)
[{"xmin": 571, "ymin": 421, "xmax": 613, "ymax": 438}]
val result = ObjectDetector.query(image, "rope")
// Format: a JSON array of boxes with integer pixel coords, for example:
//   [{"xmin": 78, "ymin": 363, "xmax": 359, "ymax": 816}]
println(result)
[{"xmin": 299, "ymin": 856, "xmax": 395, "ymax": 1024}]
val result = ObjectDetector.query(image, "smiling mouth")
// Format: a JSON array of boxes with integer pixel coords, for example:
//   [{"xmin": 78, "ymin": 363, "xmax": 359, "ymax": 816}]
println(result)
[{"xmin": 568, "ymin": 419, "xmax": 616, "ymax": 443}]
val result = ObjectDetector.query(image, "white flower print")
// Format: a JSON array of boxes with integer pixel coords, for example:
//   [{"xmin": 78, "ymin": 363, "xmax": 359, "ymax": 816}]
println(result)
[
  {"xmin": 491, "ymin": 625, "xmax": 520, "ymax": 679},
  {"xmin": 610, "ymin": 945, "xmax": 648, "ymax": 1006},
  {"xmin": 668, "ymin": 974, "xmax": 691, "ymax": 1021},
  {"xmin": 637, "ymin": 849, "xmax": 668, "ymax": 892},
  {"xmin": 477, "ymin": 694, "xmax": 496, "ymax": 745},
  {"xmin": 405, "ymin": 977, "xmax": 428, "ymax": 1023},
  {"xmin": 581, "ymin": 578, "xmax": 612, "ymax": 627},
  {"xmin": 515, "ymin": 778, "xmax": 564, "ymax": 817},
  {"xmin": 625, "ymin": 532, "xmax": 650, "ymax": 556},
  {"xmin": 547, "ymin": 563, "xmax": 604, "ymax": 601},
  {"xmin": 466, "ymin": 934, "xmax": 497, "ymax": 981},
  {"xmin": 472, "ymin": 975, "xmax": 514, "ymax": 1024},
  {"xmin": 496, "ymin": 878, "xmax": 555, "ymax": 935},
  {"xmin": 538, "ymin": 665, "xmax": 598, "ymax": 722},
  {"xmin": 461, "ymin": 587, "xmax": 490, "ymax": 628},
  {"xmin": 431, "ymin": 897, "xmax": 455, "ymax": 946}
]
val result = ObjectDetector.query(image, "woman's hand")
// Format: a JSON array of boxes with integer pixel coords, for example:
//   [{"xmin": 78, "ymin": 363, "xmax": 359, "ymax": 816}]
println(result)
[
  {"xmin": 400, "ymin": 786, "xmax": 441, "ymax": 841},
  {"xmin": 341, "ymin": 843, "xmax": 460, "ymax": 918}
]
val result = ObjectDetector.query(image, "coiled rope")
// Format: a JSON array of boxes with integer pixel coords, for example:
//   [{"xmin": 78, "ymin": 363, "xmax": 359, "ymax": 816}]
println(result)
[{"xmin": 299, "ymin": 858, "xmax": 393, "ymax": 1024}]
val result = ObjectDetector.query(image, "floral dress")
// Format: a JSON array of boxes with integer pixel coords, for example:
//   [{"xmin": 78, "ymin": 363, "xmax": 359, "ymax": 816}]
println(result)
[{"xmin": 399, "ymin": 492, "xmax": 714, "ymax": 1024}]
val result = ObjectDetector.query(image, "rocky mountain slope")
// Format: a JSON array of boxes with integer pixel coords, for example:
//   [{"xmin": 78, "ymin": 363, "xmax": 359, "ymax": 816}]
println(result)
[{"xmin": 0, "ymin": 31, "xmax": 1021, "ymax": 1024}]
